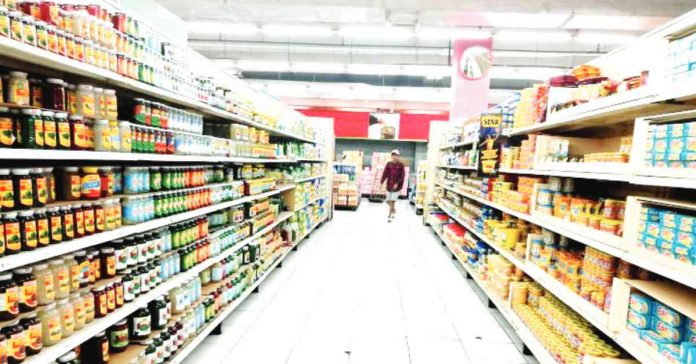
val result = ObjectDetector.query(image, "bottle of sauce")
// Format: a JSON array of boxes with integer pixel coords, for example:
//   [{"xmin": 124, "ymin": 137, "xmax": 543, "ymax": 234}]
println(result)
[
  {"xmin": 13, "ymin": 268, "xmax": 37, "ymax": 313},
  {"xmin": 0, "ymin": 169, "xmax": 15, "ymax": 212},
  {"xmin": 113, "ymin": 277, "xmax": 123, "ymax": 308},
  {"xmin": 42, "ymin": 111, "xmax": 56, "ymax": 149},
  {"xmin": 92, "ymin": 285, "xmax": 107, "ymax": 318},
  {"xmin": 109, "ymin": 320, "xmax": 128, "ymax": 353},
  {"xmin": 94, "ymin": 201, "xmax": 105, "ymax": 233},
  {"xmin": 48, "ymin": 259, "xmax": 69, "ymax": 300},
  {"xmin": 69, "ymin": 115, "xmax": 88, "ymax": 150},
  {"xmin": 19, "ymin": 108, "xmax": 42, "ymax": 149},
  {"xmin": 2, "ymin": 319, "xmax": 25, "ymax": 364},
  {"xmin": 0, "ymin": 273, "xmax": 19, "ymax": 320},
  {"xmin": 47, "ymin": 207, "xmax": 61, "ymax": 244},
  {"xmin": 55, "ymin": 112, "xmax": 71, "ymax": 150},
  {"xmin": 3, "ymin": 213, "xmax": 20, "ymax": 255},
  {"xmin": 80, "ymin": 167, "xmax": 100, "ymax": 200},
  {"xmin": 56, "ymin": 298, "xmax": 74, "ymax": 338},
  {"xmin": 100, "ymin": 247, "xmax": 116, "ymax": 278},
  {"xmin": 12, "ymin": 169, "xmax": 33, "ymax": 210},
  {"xmin": 37, "ymin": 303, "xmax": 61, "ymax": 347},
  {"xmin": 72, "ymin": 204, "xmax": 84, "ymax": 239},
  {"xmin": 60, "ymin": 167, "xmax": 81, "ymax": 201},
  {"xmin": 87, "ymin": 331, "xmax": 110, "ymax": 363},
  {"xmin": 129, "ymin": 306, "xmax": 151, "ymax": 341},
  {"xmin": 43, "ymin": 79, "xmax": 65, "ymax": 111},
  {"xmin": 70, "ymin": 292, "xmax": 85, "ymax": 331},
  {"xmin": 74, "ymin": 250, "xmax": 89, "ymax": 288},
  {"xmin": 18, "ymin": 210, "xmax": 37, "ymax": 252},
  {"xmin": 87, "ymin": 251, "xmax": 99, "ymax": 284},
  {"xmin": 80, "ymin": 288, "xmax": 95, "ymax": 324},
  {"xmin": 30, "ymin": 168, "xmax": 47, "ymax": 207},
  {"xmin": 63, "ymin": 254, "xmax": 79, "ymax": 294},
  {"xmin": 60, "ymin": 205, "xmax": 74, "ymax": 241},
  {"xmin": 105, "ymin": 283, "xmax": 115, "ymax": 313},
  {"xmin": 33, "ymin": 208, "xmax": 49, "ymax": 247},
  {"xmin": 19, "ymin": 312, "xmax": 41, "ymax": 355},
  {"xmin": 98, "ymin": 167, "xmax": 113, "ymax": 197},
  {"xmin": 43, "ymin": 168, "xmax": 55, "ymax": 203},
  {"xmin": 32, "ymin": 263, "xmax": 53, "ymax": 306},
  {"xmin": 82, "ymin": 203, "xmax": 95, "ymax": 235}
]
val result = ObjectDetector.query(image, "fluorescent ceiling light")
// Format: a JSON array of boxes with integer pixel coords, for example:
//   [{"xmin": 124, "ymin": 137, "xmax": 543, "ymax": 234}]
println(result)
[
  {"xmin": 339, "ymin": 25, "xmax": 413, "ymax": 39},
  {"xmin": 417, "ymin": 27, "xmax": 491, "ymax": 40},
  {"xmin": 346, "ymin": 63, "xmax": 402, "ymax": 75},
  {"xmin": 188, "ymin": 22, "xmax": 259, "ymax": 35},
  {"xmin": 262, "ymin": 24, "xmax": 335, "ymax": 37},
  {"xmin": 401, "ymin": 65, "xmax": 450, "ymax": 78},
  {"xmin": 483, "ymin": 12, "xmax": 570, "ymax": 29},
  {"xmin": 293, "ymin": 62, "xmax": 345, "ymax": 74},
  {"xmin": 495, "ymin": 30, "xmax": 572, "ymax": 42},
  {"xmin": 492, "ymin": 50, "xmax": 599, "ymax": 58},
  {"xmin": 489, "ymin": 66, "xmax": 564, "ymax": 80},
  {"xmin": 575, "ymin": 32, "xmax": 638, "ymax": 44}
]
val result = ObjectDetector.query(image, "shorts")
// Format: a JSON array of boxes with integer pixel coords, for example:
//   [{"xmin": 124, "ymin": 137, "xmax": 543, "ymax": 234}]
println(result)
[{"xmin": 386, "ymin": 192, "xmax": 399, "ymax": 201}]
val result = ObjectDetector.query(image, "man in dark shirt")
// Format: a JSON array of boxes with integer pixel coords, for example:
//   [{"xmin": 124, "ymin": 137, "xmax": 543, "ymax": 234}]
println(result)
[{"xmin": 381, "ymin": 149, "xmax": 406, "ymax": 222}]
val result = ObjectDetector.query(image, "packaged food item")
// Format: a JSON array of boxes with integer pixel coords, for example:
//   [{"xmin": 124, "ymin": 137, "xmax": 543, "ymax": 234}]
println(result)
[{"xmin": 629, "ymin": 292, "xmax": 654, "ymax": 314}]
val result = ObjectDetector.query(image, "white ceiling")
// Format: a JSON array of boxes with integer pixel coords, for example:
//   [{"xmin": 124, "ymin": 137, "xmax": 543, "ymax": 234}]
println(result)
[{"xmin": 157, "ymin": 0, "xmax": 695, "ymax": 107}]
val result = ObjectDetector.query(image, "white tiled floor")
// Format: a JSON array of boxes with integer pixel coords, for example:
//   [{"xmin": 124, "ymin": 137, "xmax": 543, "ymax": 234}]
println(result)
[{"xmin": 183, "ymin": 200, "xmax": 538, "ymax": 364}]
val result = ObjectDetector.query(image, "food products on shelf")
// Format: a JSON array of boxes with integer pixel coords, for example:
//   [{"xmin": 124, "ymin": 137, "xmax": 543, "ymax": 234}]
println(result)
[
  {"xmin": 643, "ymin": 121, "xmax": 696, "ymax": 169},
  {"xmin": 639, "ymin": 205, "xmax": 696, "ymax": 265}
]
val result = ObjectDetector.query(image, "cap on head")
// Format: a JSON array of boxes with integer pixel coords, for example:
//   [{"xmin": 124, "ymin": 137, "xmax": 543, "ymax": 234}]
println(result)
[{"xmin": 391, "ymin": 149, "xmax": 400, "ymax": 156}]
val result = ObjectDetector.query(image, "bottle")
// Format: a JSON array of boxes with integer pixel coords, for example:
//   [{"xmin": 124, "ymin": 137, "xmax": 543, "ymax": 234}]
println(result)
[
  {"xmin": 0, "ymin": 273, "xmax": 19, "ymax": 320},
  {"xmin": 19, "ymin": 312, "xmax": 42, "ymax": 355},
  {"xmin": 0, "ymin": 169, "xmax": 15, "ymax": 211},
  {"xmin": 13, "ymin": 267, "xmax": 37, "ymax": 313},
  {"xmin": 41, "ymin": 111, "xmax": 57, "ymax": 149}
]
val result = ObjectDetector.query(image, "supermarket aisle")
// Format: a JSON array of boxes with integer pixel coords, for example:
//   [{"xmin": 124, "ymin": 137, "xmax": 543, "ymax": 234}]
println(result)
[{"xmin": 184, "ymin": 200, "xmax": 535, "ymax": 364}]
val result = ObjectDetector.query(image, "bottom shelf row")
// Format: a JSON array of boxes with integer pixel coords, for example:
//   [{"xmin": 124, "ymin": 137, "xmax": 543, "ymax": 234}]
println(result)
[{"xmin": 429, "ymin": 223, "xmax": 634, "ymax": 364}]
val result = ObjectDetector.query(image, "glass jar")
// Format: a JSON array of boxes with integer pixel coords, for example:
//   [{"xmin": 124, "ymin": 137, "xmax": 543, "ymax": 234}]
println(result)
[
  {"xmin": 0, "ymin": 6, "xmax": 8, "ymax": 38},
  {"xmin": 12, "ymin": 169, "xmax": 32, "ymax": 210},
  {"xmin": 87, "ymin": 250, "xmax": 99, "ymax": 283},
  {"xmin": 0, "ymin": 108, "xmax": 15, "ymax": 149},
  {"xmin": 7, "ymin": 72, "xmax": 29, "ymax": 106},
  {"xmin": 35, "ymin": 20, "xmax": 47, "ymax": 49},
  {"xmin": 93, "ymin": 285, "xmax": 107, "ymax": 318},
  {"xmin": 93, "ymin": 119, "xmax": 110, "ymax": 151},
  {"xmin": 8, "ymin": 11, "xmax": 22, "ymax": 43},
  {"xmin": 21, "ymin": 15, "xmax": 35, "ymax": 46},
  {"xmin": 69, "ymin": 115, "xmax": 89, "ymax": 150},
  {"xmin": 84, "ymin": 40, "xmax": 95, "ymax": 65},
  {"xmin": 56, "ymin": 29, "xmax": 66, "ymax": 56},
  {"xmin": 87, "ymin": 331, "xmax": 109, "ymax": 364},
  {"xmin": 129, "ymin": 306, "xmax": 151, "ymax": 341},
  {"xmin": 0, "ymin": 169, "xmax": 15, "ymax": 211},
  {"xmin": 109, "ymin": 319, "xmax": 128, "ymax": 353},
  {"xmin": 3, "ymin": 319, "xmax": 25, "ymax": 363},
  {"xmin": 100, "ymin": 247, "xmax": 115, "ymax": 278},
  {"xmin": 72, "ymin": 204, "xmax": 84, "ymax": 239},
  {"xmin": 17, "ymin": 210, "xmax": 37, "ymax": 252},
  {"xmin": 41, "ymin": 111, "xmax": 57, "ymax": 149},
  {"xmin": 114, "ymin": 277, "xmax": 123, "ymax": 308},
  {"xmin": 74, "ymin": 250, "xmax": 89, "ymax": 288},
  {"xmin": 57, "ymin": 298, "xmax": 74, "ymax": 338},
  {"xmin": 18, "ymin": 109, "xmax": 41, "ymax": 149},
  {"xmin": 80, "ymin": 288, "xmax": 95, "ymax": 324},
  {"xmin": 33, "ymin": 209, "xmax": 48, "ymax": 248},
  {"xmin": 80, "ymin": 167, "xmax": 100, "ymax": 200},
  {"xmin": 47, "ymin": 25, "xmax": 57, "ymax": 53},
  {"xmin": 60, "ymin": 205, "xmax": 74, "ymax": 241},
  {"xmin": 74, "ymin": 36, "xmax": 85, "ymax": 62},
  {"xmin": 43, "ymin": 79, "xmax": 65, "ymax": 111},
  {"xmin": 105, "ymin": 283, "xmax": 115, "ymax": 312},
  {"xmin": 19, "ymin": 312, "xmax": 41, "ymax": 355},
  {"xmin": 47, "ymin": 207, "xmax": 61, "ymax": 244},
  {"xmin": 32, "ymin": 263, "xmax": 53, "ymax": 306},
  {"xmin": 37, "ymin": 303, "xmax": 60, "ymax": 346},
  {"xmin": 63, "ymin": 254, "xmax": 79, "ymax": 293},
  {"xmin": 70, "ymin": 292, "xmax": 85, "ymax": 330},
  {"xmin": 75, "ymin": 84, "xmax": 95, "ymax": 119},
  {"xmin": 94, "ymin": 201, "xmax": 105, "ymax": 233},
  {"xmin": 0, "ymin": 272, "xmax": 19, "ymax": 320},
  {"xmin": 30, "ymin": 169, "xmax": 46, "ymax": 207},
  {"xmin": 121, "ymin": 269, "xmax": 134, "ymax": 303},
  {"xmin": 13, "ymin": 268, "xmax": 36, "ymax": 313},
  {"xmin": 48, "ymin": 259, "xmax": 68, "ymax": 300},
  {"xmin": 54, "ymin": 112, "xmax": 70, "ymax": 150},
  {"xmin": 119, "ymin": 121, "xmax": 131, "ymax": 153},
  {"xmin": 82, "ymin": 203, "xmax": 94, "ymax": 235},
  {"xmin": 98, "ymin": 167, "xmax": 112, "ymax": 197}
]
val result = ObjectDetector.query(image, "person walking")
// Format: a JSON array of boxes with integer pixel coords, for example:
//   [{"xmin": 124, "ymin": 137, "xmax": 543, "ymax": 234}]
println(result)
[{"xmin": 381, "ymin": 149, "xmax": 406, "ymax": 222}]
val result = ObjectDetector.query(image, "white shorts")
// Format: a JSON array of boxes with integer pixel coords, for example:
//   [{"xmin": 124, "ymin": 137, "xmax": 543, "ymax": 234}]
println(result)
[{"xmin": 386, "ymin": 192, "xmax": 399, "ymax": 201}]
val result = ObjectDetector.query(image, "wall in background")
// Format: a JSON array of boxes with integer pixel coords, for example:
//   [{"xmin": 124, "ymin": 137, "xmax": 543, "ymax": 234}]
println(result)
[{"xmin": 335, "ymin": 139, "xmax": 429, "ymax": 170}]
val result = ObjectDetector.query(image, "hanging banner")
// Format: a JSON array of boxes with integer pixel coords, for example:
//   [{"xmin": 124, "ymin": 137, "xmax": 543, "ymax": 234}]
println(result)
[
  {"xmin": 450, "ymin": 37, "xmax": 493, "ymax": 120},
  {"xmin": 478, "ymin": 113, "xmax": 503, "ymax": 175}
]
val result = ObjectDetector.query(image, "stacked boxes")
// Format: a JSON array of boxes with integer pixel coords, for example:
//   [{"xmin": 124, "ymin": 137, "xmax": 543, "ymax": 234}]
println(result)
[
  {"xmin": 626, "ymin": 291, "xmax": 696, "ymax": 364},
  {"xmin": 666, "ymin": 32, "xmax": 696, "ymax": 83},
  {"xmin": 644, "ymin": 122, "xmax": 696, "ymax": 169},
  {"xmin": 332, "ymin": 174, "xmax": 360, "ymax": 207},
  {"xmin": 639, "ymin": 206, "xmax": 696, "ymax": 265}
]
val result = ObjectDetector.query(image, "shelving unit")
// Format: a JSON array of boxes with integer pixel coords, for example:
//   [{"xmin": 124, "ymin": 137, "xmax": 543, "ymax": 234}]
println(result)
[{"xmin": 423, "ymin": 10, "xmax": 696, "ymax": 364}]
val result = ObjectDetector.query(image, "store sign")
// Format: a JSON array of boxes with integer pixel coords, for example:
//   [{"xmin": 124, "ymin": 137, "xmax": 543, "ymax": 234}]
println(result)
[
  {"xmin": 450, "ymin": 37, "xmax": 493, "ymax": 119},
  {"xmin": 478, "ymin": 113, "xmax": 503, "ymax": 175}
]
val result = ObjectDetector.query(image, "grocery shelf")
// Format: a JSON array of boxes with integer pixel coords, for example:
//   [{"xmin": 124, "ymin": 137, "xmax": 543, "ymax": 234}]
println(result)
[
  {"xmin": 291, "ymin": 175, "xmax": 326, "ymax": 183},
  {"xmin": 613, "ymin": 332, "xmax": 664, "ymax": 364},
  {"xmin": 25, "ymin": 210, "xmax": 293, "ymax": 364},
  {"xmin": 504, "ymin": 87, "xmax": 674, "ymax": 136},
  {"xmin": 162, "ymin": 214, "xmax": 325, "ymax": 364},
  {"xmin": 0, "ymin": 185, "xmax": 294, "ymax": 272},
  {"xmin": 439, "ymin": 139, "xmax": 477, "ymax": 150},
  {"xmin": 294, "ymin": 216, "xmax": 326, "ymax": 243},
  {"xmin": 435, "ymin": 182, "xmax": 625, "ymax": 257},
  {"xmin": 292, "ymin": 195, "xmax": 327, "ymax": 212},
  {"xmin": 0, "ymin": 37, "xmax": 318, "ymax": 145},
  {"xmin": 620, "ymin": 249, "xmax": 696, "ymax": 290},
  {"xmin": 430, "ymin": 226, "xmax": 556, "ymax": 364},
  {"xmin": 437, "ymin": 165, "xmax": 477, "ymax": 171},
  {"xmin": 0, "ymin": 148, "xmax": 298, "ymax": 163},
  {"xmin": 295, "ymin": 157, "xmax": 327, "ymax": 162},
  {"xmin": 498, "ymin": 163, "xmax": 631, "ymax": 182},
  {"xmin": 435, "ymin": 202, "xmax": 613, "ymax": 335}
]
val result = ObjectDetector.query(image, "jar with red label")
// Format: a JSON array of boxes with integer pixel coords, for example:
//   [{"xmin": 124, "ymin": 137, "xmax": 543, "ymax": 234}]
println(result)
[
  {"xmin": 98, "ymin": 167, "xmax": 112, "ymax": 198},
  {"xmin": 109, "ymin": 320, "xmax": 128, "ymax": 354},
  {"xmin": 82, "ymin": 202, "xmax": 95, "ymax": 235},
  {"xmin": 0, "ymin": 273, "xmax": 19, "ymax": 321},
  {"xmin": 92, "ymin": 285, "xmax": 107, "ymax": 318},
  {"xmin": 19, "ymin": 312, "xmax": 41, "ymax": 355},
  {"xmin": 2, "ymin": 319, "xmax": 25, "ymax": 364},
  {"xmin": 80, "ymin": 167, "xmax": 100, "ymax": 200},
  {"xmin": 13, "ymin": 267, "xmax": 36, "ymax": 313},
  {"xmin": 39, "ymin": 1, "xmax": 58, "ymax": 26}
]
